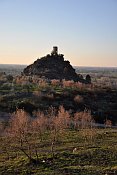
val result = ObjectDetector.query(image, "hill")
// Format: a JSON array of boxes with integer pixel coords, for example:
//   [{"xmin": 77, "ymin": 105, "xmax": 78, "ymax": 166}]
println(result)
[{"xmin": 23, "ymin": 47, "xmax": 90, "ymax": 83}]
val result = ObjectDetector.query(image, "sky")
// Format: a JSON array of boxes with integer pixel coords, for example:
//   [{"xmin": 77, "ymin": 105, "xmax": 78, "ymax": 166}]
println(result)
[{"xmin": 0, "ymin": 0, "xmax": 117, "ymax": 67}]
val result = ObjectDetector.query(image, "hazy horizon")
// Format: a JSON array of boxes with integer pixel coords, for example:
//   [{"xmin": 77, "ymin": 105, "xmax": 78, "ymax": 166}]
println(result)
[
  {"xmin": 0, "ymin": 63, "xmax": 117, "ymax": 69},
  {"xmin": 0, "ymin": 0, "xmax": 117, "ymax": 67}
]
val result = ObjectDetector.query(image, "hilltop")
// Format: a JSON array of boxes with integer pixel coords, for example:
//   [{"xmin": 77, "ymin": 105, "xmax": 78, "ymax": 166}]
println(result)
[{"xmin": 23, "ymin": 47, "xmax": 91, "ymax": 83}]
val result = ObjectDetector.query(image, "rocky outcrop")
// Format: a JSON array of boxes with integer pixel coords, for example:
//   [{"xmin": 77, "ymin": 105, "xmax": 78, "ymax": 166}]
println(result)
[
  {"xmin": 24, "ymin": 54, "xmax": 80, "ymax": 81},
  {"xmin": 23, "ymin": 48, "xmax": 90, "ymax": 83}
]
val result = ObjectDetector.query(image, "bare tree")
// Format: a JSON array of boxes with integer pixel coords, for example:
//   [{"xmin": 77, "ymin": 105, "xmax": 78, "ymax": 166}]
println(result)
[
  {"xmin": 74, "ymin": 110, "xmax": 97, "ymax": 145},
  {"xmin": 5, "ymin": 109, "xmax": 36, "ymax": 163}
]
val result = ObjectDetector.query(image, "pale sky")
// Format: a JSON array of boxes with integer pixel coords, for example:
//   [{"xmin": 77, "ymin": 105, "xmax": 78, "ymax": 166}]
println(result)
[{"xmin": 0, "ymin": 0, "xmax": 117, "ymax": 67}]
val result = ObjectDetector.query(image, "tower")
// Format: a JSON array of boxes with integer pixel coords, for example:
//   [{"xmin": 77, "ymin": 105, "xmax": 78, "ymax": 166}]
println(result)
[{"xmin": 51, "ymin": 46, "xmax": 58, "ymax": 55}]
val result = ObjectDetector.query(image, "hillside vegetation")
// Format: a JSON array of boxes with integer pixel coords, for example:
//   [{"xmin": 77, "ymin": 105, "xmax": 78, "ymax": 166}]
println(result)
[
  {"xmin": 0, "ymin": 73, "xmax": 117, "ymax": 124},
  {"xmin": 0, "ymin": 66, "xmax": 117, "ymax": 174},
  {"xmin": 0, "ymin": 108, "xmax": 117, "ymax": 175}
]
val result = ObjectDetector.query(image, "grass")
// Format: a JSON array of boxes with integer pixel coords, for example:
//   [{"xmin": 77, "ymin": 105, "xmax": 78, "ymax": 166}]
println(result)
[{"xmin": 0, "ymin": 128, "xmax": 117, "ymax": 175}]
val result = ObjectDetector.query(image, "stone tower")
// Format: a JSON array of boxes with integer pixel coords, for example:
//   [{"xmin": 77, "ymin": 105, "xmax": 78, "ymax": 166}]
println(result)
[{"xmin": 51, "ymin": 46, "xmax": 58, "ymax": 55}]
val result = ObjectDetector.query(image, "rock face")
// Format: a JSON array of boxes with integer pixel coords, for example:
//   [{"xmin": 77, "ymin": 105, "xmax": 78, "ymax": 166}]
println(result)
[{"xmin": 23, "ymin": 48, "xmax": 80, "ymax": 81}]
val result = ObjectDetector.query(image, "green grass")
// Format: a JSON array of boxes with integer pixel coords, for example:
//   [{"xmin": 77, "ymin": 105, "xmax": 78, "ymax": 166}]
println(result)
[{"xmin": 0, "ymin": 129, "xmax": 117, "ymax": 175}]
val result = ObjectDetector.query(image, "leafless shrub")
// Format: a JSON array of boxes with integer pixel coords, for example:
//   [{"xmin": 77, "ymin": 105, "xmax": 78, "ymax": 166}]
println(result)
[
  {"xmin": 74, "ymin": 110, "xmax": 97, "ymax": 144},
  {"xmin": 32, "ymin": 111, "xmax": 48, "ymax": 141},
  {"xmin": 5, "ymin": 109, "xmax": 37, "ymax": 162},
  {"xmin": 105, "ymin": 119, "xmax": 112, "ymax": 128},
  {"xmin": 74, "ymin": 82, "xmax": 84, "ymax": 89},
  {"xmin": 47, "ymin": 106, "xmax": 71, "ymax": 157},
  {"xmin": 54, "ymin": 106, "xmax": 70, "ymax": 130},
  {"xmin": 39, "ymin": 79, "xmax": 48, "ymax": 88},
  {"xmin": 74, "ymin": 110, "xmax": 93, "ymax": 129},
  {"xmin": 51, "ymin": 79, "xmax": 60, "ymax": 86},
  {"xmin": 52, "ymin": 106, "xmax": 70, "ymax": 142},
  {"xmin": 62, "ymin": 80, "xmax": 74, "ymax": 88},
  {"xmin": 74, "ymin": 95, "xmax": 84, "ymax": 104},
  {"xmin": 7, "ymin": 109, "xmax": 31, "ymax": 137}
]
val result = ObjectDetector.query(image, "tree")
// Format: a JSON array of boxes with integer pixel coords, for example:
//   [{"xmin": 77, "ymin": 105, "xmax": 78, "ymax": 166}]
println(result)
[
  {"xmin": 5, "ymin": 109, "xmax": 37, "ymax": 163},
  {"xmin": 86, "ymin": 74, "xmax": 91, "ymax": 84},
  {"xmin": 6, "ymin": 75, "xmax": 13, "ymax": 82}
]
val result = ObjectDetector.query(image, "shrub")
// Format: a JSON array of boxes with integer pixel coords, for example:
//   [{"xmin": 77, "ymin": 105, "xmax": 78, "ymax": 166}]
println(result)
[{"xmin": 74, "ymin": 95, "xmax": 84, "ymax": 104}]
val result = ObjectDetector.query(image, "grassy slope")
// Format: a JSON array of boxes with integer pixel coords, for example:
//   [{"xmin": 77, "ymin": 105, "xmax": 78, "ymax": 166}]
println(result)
[{"xmin": 0, "ymin": 129, "xmax": 117, "ymax": 175}]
